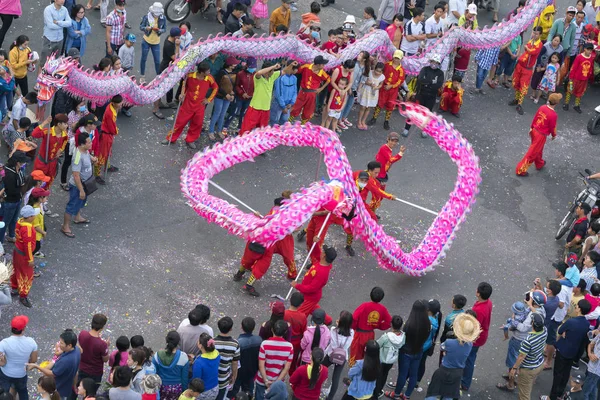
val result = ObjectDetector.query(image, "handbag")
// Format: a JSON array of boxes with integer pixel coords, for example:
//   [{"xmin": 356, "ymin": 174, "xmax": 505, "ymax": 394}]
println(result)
[{"xmin": 83, "ymin": 175, "xmax": 98, "ymax": 195}]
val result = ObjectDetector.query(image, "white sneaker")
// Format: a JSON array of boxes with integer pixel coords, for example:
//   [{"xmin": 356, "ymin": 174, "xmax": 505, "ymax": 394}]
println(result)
[{"xmin": 343, "ymin": 118, "xmax": 352, "ymax": 127}]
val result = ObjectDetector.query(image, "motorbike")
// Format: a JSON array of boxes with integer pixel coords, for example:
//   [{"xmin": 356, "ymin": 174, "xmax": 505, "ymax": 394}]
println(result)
[
  {"xmin": 165, "ymin": 0, "xmax": 216, "ymax": 22},
  {"xmin": 556, "ymin": 169, "xmax": 600, "ymax": 240},
  {"xmin": 587, "ymin": 105, "xmax": 600, "ymax": 135}
]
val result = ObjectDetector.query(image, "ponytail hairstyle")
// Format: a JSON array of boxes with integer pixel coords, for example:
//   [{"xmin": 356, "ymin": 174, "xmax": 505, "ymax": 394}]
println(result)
[
  {"xmin": 38, "ymin": 376, "xmax": 60, "ymax": 400},
  {"xmin": 198, "ymin": 333, "xmax": 215, "ymax": 352},
  {"xmin": 27, "ymin": 192, "xmax": 45, "ymax": 206},
  {"xmin": 310, "ymin": 320, "xmax": 322, "ymax": 350},
  {"xmin": 113, "ymin": 336, "xmax": 131, "ymax": 368},
  {"xmin": 141, "ymin": 346, "xmax": 154, "ymax": 366},
  {"xmin": 165, "ymin": 331, "xmax": 180, "ymax": 353},
  {"xmin": 364, "ymin": 6, "xmax": 376, "ymax": 20},
  {"xmin": 10, "ymin": 35, "xmax": 29, "ymax": 51},
  {"xmin": 308, "ymin": 348, "xmax": 324, "ymax": 389},
  {"xmin": 360, "ymin": 51, "xmax": 371, "ymax": 77},
  {"xmin": 427, "ymin": 299, "xmax": 443, "ymax": 343}
]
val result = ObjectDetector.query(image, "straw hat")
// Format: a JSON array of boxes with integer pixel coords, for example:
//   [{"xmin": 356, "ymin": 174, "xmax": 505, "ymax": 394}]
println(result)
[
  {"xmin": 0, "ymin": 260, "xmax": 14, "ymax": 284},
  {"xmin": 452, "ymin": 313, "xmax": 482, "ymax": 343}
]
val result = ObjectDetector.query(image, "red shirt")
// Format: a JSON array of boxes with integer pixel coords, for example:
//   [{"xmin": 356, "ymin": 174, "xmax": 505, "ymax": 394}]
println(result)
[
  {"xmin": 569, "ymin": 53, "xmax": 594, "ymax": 81},
  {"xmin": 295, "ymin": 262, "xmax": 332, "ymax": 304},
  {"xmin": 78, "ymin": 330, "xmax": 109, "ymax": 375},
  {"xmin": 472, "ymin": 299, "xmax": 493, "ymax": 347},
  {"xmin": 299, "ymin": 64, "xmax": 330, "ymax": 90},
  {"xmin": 351, "ymin": 301, "xmax": 392, "ymax": 332},
  {"xmin": 453, "ymin": 48, "xmax": 471, "ymax": 71},
  {"xmin": 235, "ymin": 70, "xmax": 255, "ymax": 98},
  {"xmin": 584, "ymin": 294, "xmax": 600, "ymax": 328},
  {"xmin": 284, "ymin": 309, "xmax": 308, "ymax": 344},
  {"xmin": 15, "ymin": 219, "xmax": 35, "ymax": 262},
  {"xmin": 184, "ymin": 72, "xmax": 218, "ymax": 105},
  {"xmin": 530, "ymin": 104, "xmax": 558, "ymax": 137},
  {"xmin": 383, "ymin": 61, "xmax": 406, "ymax": 89},
  {"xmin": 518, "ymin": 39, "xmax": 543, "ymax": 69},
  {"xmin": 32, "ymin": 126, "xmax": 68, "ymax": 166},
  {"xmin": 100, "ymin": 103, "xmax": 119, "ymax": 135},
  {"xmin": 353, "ymin": 170, "xmax": 393, "ymax": 201},
  {"xmin": 321, "ymin": 40, "xmax": 338, "ymax": 53},
  {"xmin": 329, "ymin": 89, "xmax": 345, "ymax": 111},
  {"xmin": 255, "ymin": 337, "xmax": 294, "ymax": 386},
  {"xmin": 290, "ymin": 364, "xmax": 329, "ymax": 400},
  {"xmin": 375, "ymin": 144, "xmax": 402, "ymax": 179}
]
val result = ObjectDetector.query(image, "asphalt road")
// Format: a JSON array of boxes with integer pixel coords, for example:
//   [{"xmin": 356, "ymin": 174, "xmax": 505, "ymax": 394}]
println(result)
[{"xmin": 1, "ymin": 0, "xmax": 599, "ymax": 398}]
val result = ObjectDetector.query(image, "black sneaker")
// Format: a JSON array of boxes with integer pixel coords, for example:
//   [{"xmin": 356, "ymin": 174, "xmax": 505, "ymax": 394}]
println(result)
[
  {"xmin": 574, "ymin": 106, "xmax": 582, "ymax": 114},
  {"xmin": 572, "ymin": 361, "xmax": 580, "ymax": 370},
  {"xmin": 508, "ymin": 99, "xmax": 518, "ymax": 106},
  {"xmin": 516, "ymin": 105, "xmax": 524, "ymax": 115},
  {"xmin": 383, "ymin": 121, "xmax": 390, "ymax": 130},
  {"xmin": 296, "ymin": 230, "xmax": 306, "ymax": 241},
  {"xmin": 345, "ymin": 245, "xmax": 355, "ymax": 257},
  {"xmin": 233, "ymin": 270, "xmax": 245, "ymax": 282},
  {"xmin": 563, "ymin": 104, "xmax": 569, "ymax": 111},
  {"xmin": 95, "ymin": 176, "xmax": 106, "ymax": 185},
  {"xmin": 367, "ymin": 117, "xmax": 377, "ymax": 126},
  {"xmin": 19, "ymin": 297, "xmax": 32, "ymax": 308},
  {"xmin": 107, "ymin": 166, "xmax": 119, "ymax": 172},
  {"xmin": 242, "ymin": 284, "xmax": 260, "ymax": 296},
  {"xmin": 10, "ymin": 289, "xmax": 18, "ymax": 296}
]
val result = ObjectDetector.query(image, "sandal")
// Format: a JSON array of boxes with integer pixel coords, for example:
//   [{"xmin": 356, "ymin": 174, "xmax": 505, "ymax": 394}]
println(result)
[
  {"xmin": 496, "ymin": 382, "xmax": 515, "ymax": 392},
  {"xmin": 384, "ymin": 391, "xmax": 401, "ymax": 400},
  {"xmin": 153, "ymin": 111, "xmax": 165, "ymax": 120},
  {"xmin": 502, "ymin": 82, "xmax": 510, "ymax": 88},
  {"xmin": 73, "ymin": 219, "xmax": 90, "ymax": 224},
  {"xmin": 60, "ymin": 229, "xmax": 75, "ymax": 238},
  {"xmin": 208, "ymin": 133, "xmax": 217, "ymax": 141},
  {"xmin": 60, "ymin": 183, "xmax": 69, "ymax": 192}
]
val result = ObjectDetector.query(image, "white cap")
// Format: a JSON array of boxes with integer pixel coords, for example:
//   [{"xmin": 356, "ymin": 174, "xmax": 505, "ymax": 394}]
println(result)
[
  {"xmin": 149, "ymin": 2, "xmax": 164, "ymax": 14},
  {"xmin": 344, "ymin": 15, "xmax": 356, "ymax": 24},
  {"xmin": 467, "ymin": 3, "xmax": 477, "ymax": 14}
]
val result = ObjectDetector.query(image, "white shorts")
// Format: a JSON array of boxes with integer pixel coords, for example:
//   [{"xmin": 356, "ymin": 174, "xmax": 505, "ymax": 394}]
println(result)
[{"xmin": 328, "ymin": 109, "xmax": 342, "ymax": 119}]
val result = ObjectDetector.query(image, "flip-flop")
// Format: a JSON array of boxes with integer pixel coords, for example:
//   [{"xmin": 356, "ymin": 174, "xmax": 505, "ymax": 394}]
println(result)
[
  {"xmin": 94, "ymin": 5, "xmax": 100, "ymax": 9},
  {"xmin": 153, "ymin": 111, "xmax": 165, "ymax": 120},
  {"xmin": 61, "ymin": 229, "xmax": 75, "ymax": 238},
  {"xmin": 543, "ymin": 365, "xmax": 552, "ymax": 370},
  {"xmin": 496, "ymin": 383, "xmax": 515, "ymax": 392},
  {"xmin": 73, "ymin": 219, "xmax": 90, "ymax": 224}
]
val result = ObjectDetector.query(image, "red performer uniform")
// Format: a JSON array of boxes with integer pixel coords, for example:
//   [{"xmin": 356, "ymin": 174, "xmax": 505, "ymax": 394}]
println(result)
[
  {"xmin": 31, "ymin": 126, "xmax": 68, "ymax": 188},
  {"xmin": 515, "ymin": 104, "xmax": 558, "ymax": 176},
  {"xmin": 353, "ymin": 170, "xmax": 392, "ymax": 217},
  {"xmin": 96, "ymin": 104, "xmax": 119, "ymax": 176},
  {"xmin": 512, "ymin": 38, "xmax": 542, "ymax": 104},
  {"xmin": 10, "ymin": 218, "xmax": 36, "ymax": 299},
  {"xmin": 439, "ymin": 80, "xmax": 464, "ymax": 115},
  {"xmin": 290, "ymin": 64, "xmax": 330, "ymax": 122},
  {"xmin": 167, "ymin": 72, "xmax": 218, "ymax": 143},
  {"xmin": 295, "ymin": 262, "xmax": 333, "ymax": 325},
  {"xmin": 371, "ymin": 145, "xmax": 403, "ymax": 211},
  {"xmin": 284, "ymin": 308, "xmax": 308, "ymax": 373},
  {"xmin": 305, "ymin": 208, "xmax": 344, "ymax": 265},
  {"xmin": 377, "ymin": 61, "xmax": 406, "ymax": 111},
  {"xmin": 567, "ymin": 52, "xmax": 593, "ymax": 101},
  {"xmin": 240, "ymin": 241, "xmax": 275, "ymax": 280},
  {"xmin": 349, "ymin": 301, "xmax": 392, "ymax": 366},
  {"xmin": 266, "ymin": 205, "xmax": 298, "ymax": 279}
]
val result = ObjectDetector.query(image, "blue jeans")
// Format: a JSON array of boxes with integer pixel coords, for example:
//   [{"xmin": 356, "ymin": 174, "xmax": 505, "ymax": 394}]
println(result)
[
  {"xmin": 582, "ymin": 371, "xmax": 599, "ymax": 399},
  {"xmin": 141, "ymin": 40, "xmax": 160, "ymax": 76},
  {"xmin": 269, "ymin": 101, "xmax": 290, "ymax": 126},
  {"xmin": 394, "ymin": 352, "xmax": 422, "ymax": 397},
  {"xmin": 341, "ymin": 93, "xmax": 354, "ymax": 120},
  {"xmin": 497, "ymin": 52, "xmax": 517, "ymax": 77},
  {"xmin": 0, "ymin": 201, "xmax": 21, "ymax": 242},
  {"xmin": 461, "ymin": 345, "xmax": 479, "ymax": 389},
  {"xmin": 0, "ymin": 368, "xmax": 28, "ymax": 400},
  {"xmin": 254, "ymin": 384, "xmax": 266, "ymax": 400},
  {"xmin": 476, "ymin": 65, "xmax": 489, "ymax": 89},
  {"xmin": 209, "ymin": 98, "xmax": 231, "ymax": 134},
  {"xmin": 224, "ymin": 97, "xmax": 251, "ymax": 128},
  {"xmin": 0, "ymin": 90, "xmax": 13, "ymax": 120}
]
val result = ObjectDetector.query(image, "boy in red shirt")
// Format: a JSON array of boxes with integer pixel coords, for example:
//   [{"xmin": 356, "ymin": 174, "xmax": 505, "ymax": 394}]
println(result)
[
  {"xmin": 439, "ymin": 75, "xmax": 464, "ymax": 117},
  {"xmin": 461, "ymin": 282, "xmax": 493, "ymax": 391},
  {"xmin": 321, "ymin": 29, "xmax": 340, "ymax": 55},
  {"xmin": 372, "ymin": 134, "xmax": 405, "ymax": 213},
  {"xmin": 95, "ymin": 95, "xmax": 123, "ymax": 185},
  {"xmin": 289, "ymin": 56, "xmax": 330, "ymax": 124},
  {"xmin": 453, "ymin": 47, "xmax": 471, "ymax": 79},
  {"xmin": 563, "ymin": 42, "xmax": 595, "ymax": 113},
  {"xmin": 368, "ymin": 50, "xmax": 405, "ymax": 130},
  {"xmin": 284, "ymin": 292, "xmax": 308, "ymax": 374},
  {"xmin": 323, "ymin": 77, "xmax": 348, "ymax": 132},
  {"xmin": 11, "ymin": 205, "xmax": 38, "ymax": 308}
]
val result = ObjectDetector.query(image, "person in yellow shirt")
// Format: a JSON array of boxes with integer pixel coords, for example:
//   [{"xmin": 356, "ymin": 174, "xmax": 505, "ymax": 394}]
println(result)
[
  {"xmin": 269, "ymin": 0, "xmax": 292, "ymax": 33},
  {"xmin": 28, "ymin": 187, "xmax": 50, "ymax": 259},
  {"xmin": 178, "ymin": 378, "xmax": 204, "ymax": 400},
  {"xmin": 8, "ymin": 35, "xmax": 35, "ymax": 95},
  {"xmin": 533, "ymin": 4, "xmax": 555, "ymax": 42}
]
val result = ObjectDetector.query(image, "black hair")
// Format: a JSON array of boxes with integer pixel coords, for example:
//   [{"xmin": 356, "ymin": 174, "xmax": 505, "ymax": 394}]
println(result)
[
  {"xmin": 274, "ymin": 197, "xmax": 284, "ymax": 206},
  {"xmin": 374, "ymin": 61, "xmax": 385, "ymax": 72},
  {"xmin": 290, "ymin": 292, "xmax": 304, "ymax": 307},
  {"xmin": 310, "ymin": 316, "xmax": 323, "ymax": 350},
  {"xmin": 465, "ymin": 309, "xmax": 477, "ymax": 318},
  {"xmin": 578, "ymin": 299, "xmax": 592, "ymax": 315},
  {"xmin": 428, "ymin": 299, "xmax": 443, "ymax": 343},
  {"xmin": 309, "ymin": 348, "xmax": 324, "ymax": 389},
  {"xmin": 80, "ymin": 377, "xmax": 97, "ymax": 398},
  {"xmin": 577, "ymin": 0, "xmax": 586, "ymax": 5},
  {"xmin": 433, "ymin": 2, "xmax": 445, "ymax": 10},
  {"xmin": 233, "ymin": 2, "xmax": 247, "ymax": 12},
  {"xmin": 165, "ymin": 331, "xmax": 180, "ymax": 353},
  {"xmin": 328, "ymin": 29, "xmax": 336, "ymax": 37},
  {"xmin": 263, "ymin": 309, "xmax": 284, "ymax": 337},
  {"xmin": 412, "ymin": 7, "xmax": 424, "ymax": 17},
  {"xmin": 24, "ymin": 92, "xmax": 38, "ymax": 104},
  {"xmin": 548, "ymin": 280, "xmax": 562, "ymax": 297},
  {"xmin": 334, "ymin": 28, "xmax": 343, "ymax": 36},
  {"xmin": 477, "ymin": 282, "xmax": 492, "ymax": 300},
  {"xmin": 111, "ymin": 94, "xmax": 123, "ymax": 104},
  {"xmin": 112, "ymin": 336, "xmax": 130, "ymax": 368},
  {"xmin": 272, "ymin": 319, "xmax": 288, "ymax": 337},
  {"xmin": 96, "ymin": 57, "xmax": 113, "ymax": 71},
  {"xmin": 588, "ymin": 250, "xmax": 600, "ymax": 265},
  {"xmin": 130, "ymin": 335, "xmax": 144, "ymax": 348},
  {"xmin": 364, "ymin": 7, "xmax": 376, "ymax": 19},
  {"xmin": 591, "ymin": 283, "xmax": 600, "ymax": 296},
  {"xmin": 38, "ymin": 375, "xmax": 59, "ymax": 400},
  {"xmin": 71, "ymin": 4, "xmax": 85, "ymax": 19},
  {"xmin": 188, "ymin": 309, "xmax": 205, "ymax": 326},
  {"xmin": 361, "ymin": 341, "xmax": 381, "ymax": 381},
  {"xmin": 179, "ymin": 21, "xmax": 191, "ymax": 29},
  {"xmin": 18, "ymin": 117, "xmax": 31, "ymax": 130},
  {"xmin": 554, "ymin": 262, "xmax": 568, "ymax": 278},
  {"xmin": 367, "ymin": 161, "xmax": 381, "ymax": 171},
  {"xmin": 360, "ymin": 51, "xmax": 371, "ymax": 78},
  {"xmin": 578, "ymin": 278, "xmax": 587, "ymax": 292},
  {"xmin": 404, "ymin": 300, "xmax": 431, "ymax": 354},
  {"xmin": 590, "ymin": 220, "xmax": 600, "ymax": 234},
  {"xmin": 241, "ymin": 317, "xmax": 256, "ymax": 333},
  {"xmin": 392, "ymin": 13, "xmax": 404, "ymax": 22},
  {"xmin": 310, "ymin": 1, "xmax": 321, "ymax": 14},
  {"xmin": 370, "ymin": 287, "xmax": 385, "ymax": 302},
  {"xmin": 338, "ymin": 77, "xmax": 349, "ymax": 85},
  {"xmin": 577, "ymin": 10, "xmax": 586, "ymax": 16},
  {"xmin": 342, "ymin": 59, "xmax": 356, "ymax": 70},
  {"xmin": 197, "ymin": 62, "xmax": 210, "ymax": 74},
  {"xmin": 337, "ymin": 310, "xmax": 353, "ymax": 336},
  {"xmin": 551, "ymin": 34, "xmax": 562, "ymax": 43},
  {"xmin": 115, "ymin": 0, "xmax": 126, "ymax": 5},
  {"xmin": 218, "ymin": 316, "xmax": 234, "ymax": 334},
  {"xmin": 0, "ymin": 49, "xmax": 8, "ymax": 61},
  {"xmin": 199, "ymin": 333, "xmax": 215, "ymax": 352},
  {"xmin": 518, "ymin": 0, "xmax": 526, "ymax": 6},
  {"xmin": 77, "ymin": 131, "xmax": 90, "ymax": 147},
  {"xmin": 391, "ymin": 315, "xmax": 403, "ymax": 330},
  {"xmin": 453, "ymin": 294, "xmax": 467, "ymax": 309},
  {"xmin": 112, "ymin": 366, "xmax": 133, "ymax": 388},
  {"xmin": 533, "ymin": 26, "xmax": 543, "ymax": 33},
  {"xmin": 129, "ymin": 348, "xmax": 147, "ymax": 366},
  {"xmin": 188, "ymin": 378, "xmax": 204, "ymax": 394},
  {"xmin": 111, "ymin": 55, "xmax": 121, "ymax": 66},
  {"xmin": 276, "ymin": 24, "xmax": 288, "ymax": 33},
  {"xmin": 60, "ymin": 329, "xmax": 78, "ymax": 348},
  {"xmin": 10, "ymin": 328, "xmax": 23, "ymax": 335},
  {"xmin": 194, "ymin": 304, "xmax": 211, "ymax": 324},
  {"xmin": 11, "ymin": 35, "xmax": 29, "ymax": 51},
  {"xmin": 452, "ymin": 74, "xmax": 463, "ymax": 83}
]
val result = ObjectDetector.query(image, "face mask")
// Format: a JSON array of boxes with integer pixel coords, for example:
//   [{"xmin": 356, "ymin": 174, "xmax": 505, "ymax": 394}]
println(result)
[
  {"xmin": 358, "ymin": 182, "xmax": 367, "ymax": 188},
  {"xmin": 180, "ymin": 27, "xmax": 187, "ymax": 34},
  {"xmin": 116, "ymin": 8, "xmax": 124, "ymax": 13},
  {"xmin": 18, "ymin": 46, "xmax": 25, "ymax": 50},
  {"xmin": 79, "ymin": 106, "xmax": 87, "ymax": 113},
  {"xmin": 311, "ymin": 31, "xmax": 320, "ymax": 40},
  {"xmin": 247, "ymin": 68, "xmax": 256, "ymax": 73}
]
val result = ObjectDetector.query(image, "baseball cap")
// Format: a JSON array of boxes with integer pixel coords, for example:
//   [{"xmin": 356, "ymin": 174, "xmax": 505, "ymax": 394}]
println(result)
[
  {"xmin": 323, "ymin": 244, "xmax": 337, "ymax": 263},
  {"xmin": 11, "ymin": 315, "xmax": 29, "ymax": 331},
  {"xmin": 312, "ymin": 308, "xmax": 326, "ymax": 324},
  {"xmin": 467, "ymin": 3, "xmax": 477, "ymax": 14},
  {"xmin": 282, "ymin": 0, "xmax": 294, "ymax": 4},
  {"xmin": 393, "ymin": 49, "xmax": 404, "ymax": 60},
  {"xmin": 125, "ymin": 33, "xmax": 136, "ymax": 43},
  {"xmin": 247, "ymin": 57, "xmax": 257, "ymax": 68},
  {"xmin": 31, "ymin": 170, "xmax": 50, "ymax": 183},
  {"xmin": 358, "ymin": 171, "xmax": 369, "ymax": 179},
  {"xmin": 31, "ymin": 188, "xmax": 50, "ymax": 198},
  {"xmin": 313, "ymin": 55, "xmax": 327, "ymax": 65},
  {"xmin": 388, "ymin": 132, "xmax": 400, "ymax": 141},
  {"xmin": 20, "ymin": 205, "xmax": 40, "ymax": 218},
  {"xmin": 67, "ymin": 48, "xmax": 80, "ymax": 58},
  {"xmin": 584, "ymin": 42, "xmax": 595, "ymax": 50},
  {"xmin": 271, "ymin": 301, "xmax": 285, "ymax": 316},
  {"xmin": 225, "ymin": 56, "xmax": 241, "ymax": 66},
  {"xmin": 567, "ymin": 6, "xmax": 577, "ymax": 13},
  {"xmin": 169, "ymin": 27, "xmax": 182, "ymax": 37},
  {"xmin": 566, "ymin": 252, "xmax": 579, "ymax": 268}
]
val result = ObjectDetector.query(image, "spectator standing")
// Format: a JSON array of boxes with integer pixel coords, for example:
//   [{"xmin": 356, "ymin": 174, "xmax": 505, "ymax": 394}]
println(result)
[
  {"xmin": 178, "ymin": 305, "xmax": 213, "ymax": 358},
  {"xmin": 214, "ymin": 317, "xmax": 240, "ymax": 400},
  {"xmin": 300, "ymin": 309, "xmax": 331, "ymax": 364},
  {"xmin": 139, "ymin": 2, "xmax": 166, "ymax": 81},
  {"xmin": 224, "ymin": 58, "xmax": 255, "ymax": 133},
  {"xmin": 289, "ymin": 348, "xmax": 328, "ymax": 400},
  {"xmin": 583, "ymin": 328, "xmax": 600, "ymax": 399},
  {"xmin": 42, "ymin": 0, "xmax": 72, "ymax": 66},
  {"xmin": 0, "ymin": 0, "xmax": 21, "ymax": 48},
  {"xmin": 66, "ymin": 5, "xmax": 91, "ymax": 57},
  {"xmin": 191, "ymin": 333, "xmax": 220, "ymax": 400},
  {"xmin": 239, "ymin": 62, "xmax": 281, "ymax": 135},
  {"xmin": 208, "ymin": 57, "xmax": 239, "ymax": 140},
  {"xmin": 255, "ymin": 320, "xmax": 293, "ymax": 400},
  {"xmin": 377, "ymin": 0, "xmax": 404, "ymax": 29},
  {"xmin": 232, "ymin": 317, "xmax": 262, "ymax": 398},
  {"xmin": 345, "ymin": 340, "xmax": 380, "ymax": 400},
  {"xmin": 283, "ymin": 293, "xmax": 306, "ymax": 374},
  {"xmin": 269, "ymin": 0, "xmax": 291, "ymax": 34},
  {"xmin": 547, "ymin": 7, "xmax": 577, "ymax": 57},
  {"xmin": 152, "ymin": 28, "xmax": 181, "ymax": 119},
  {"xmin": 323, "ymin": 310, "xmax": 354, "ymax": 400},
  {"xmin": 270, "ymin": 61, "xmax": 298, "ymax": 125},
  {"xmin": 8, "ymin": 36, "xmax": 33, "ymax": 95},
  {"xmin": 446, "ymin": 0, "xmax": 466, "ymax": 27},
  {"xmin": 105, "ymin": 0, "xmax": 127, "ymax": 57},
  {"xmin": 225, "ymin": 3, "xmax": 247, "ymax": 35},
  {"xmin": 76, "ymin": 314, "xmax": 110, "ymax": 394},
  {"xmin": 0, "ymin": 316, "xmax": 38, "ymax": 400},
  {"xmin": 374, "ymin": 316, "xmax": 404, "ymax": 399},
  {"xmin": 153, "ymin": 332, "xmax": 189, "ymax": 400},
  {"xmin": 0, "ymin": 151, "xmax": 27, "ymax": 243}
]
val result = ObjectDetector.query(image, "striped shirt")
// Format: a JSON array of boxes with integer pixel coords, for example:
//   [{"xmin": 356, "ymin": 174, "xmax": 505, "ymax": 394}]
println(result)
[
  {"xmin": 519, "ymin": 327, "xmax": 548, "ymax": 369},
  {"xmin": 214, "ymin": 335, "xmax": 240, "ymax": 389},
  {"xmin": 254, "ymin": 337, "xmax": 293, "ymax": 386}
]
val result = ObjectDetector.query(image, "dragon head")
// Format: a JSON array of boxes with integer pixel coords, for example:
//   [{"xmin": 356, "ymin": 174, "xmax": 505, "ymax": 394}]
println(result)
[{"xmin": 36, "ymin": 54, "xmax": 77, "ymax": 104}]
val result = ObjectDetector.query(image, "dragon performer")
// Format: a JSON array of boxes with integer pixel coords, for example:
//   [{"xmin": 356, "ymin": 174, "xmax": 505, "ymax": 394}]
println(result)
[{"xmin": 36, "ymin": 0, "xmax": 550, "ymax": 106}]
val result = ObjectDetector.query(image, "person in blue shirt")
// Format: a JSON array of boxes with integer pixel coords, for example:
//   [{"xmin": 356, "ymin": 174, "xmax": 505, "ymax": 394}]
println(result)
[
  {"xmin": 65, "ymin": 5, "xmax": 92, "ymax": 57},
  {"xmin": 192, "ymin": 333, "xmax": 220, "ymax": 400},
  {"xmin": 231, "ymin": 318, "xmax": 262, "ymax": 398},
  {"xmin": 344, "ymin": 340, "xmax": 380, "ymax": 399},
  {"xmin": 152, "ymin": 331, "xmax": 189, "ymax": 400},
  {"xmin": 416, "ymin": 299, "xmax": 442, "ymax": 391},
  {"xmin": 42, "ymin": 0, "xmax": 72, "ymax": 66},
  {"xmin": 270, "ymin": 61, "xmax": 299, "ymax": 126}
]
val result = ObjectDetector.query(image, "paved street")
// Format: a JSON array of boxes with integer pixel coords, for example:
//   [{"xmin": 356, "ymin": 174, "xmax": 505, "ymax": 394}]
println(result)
[{"xmin": 1, "ymin": 0, "xmax": 599, "ymax": 398}]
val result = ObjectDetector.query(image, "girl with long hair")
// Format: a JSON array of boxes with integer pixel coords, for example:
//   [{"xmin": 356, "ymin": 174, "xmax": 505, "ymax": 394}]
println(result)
[
  {"xmin": 300, "ymin": 309, "xmax": 331, "ymax": 364},
  {"xmin": 342, "ymin": 340, "xmax": 380, "ymax": 400},
  {"xmin": 77, "ymin": 377, "xmax": 97, "ymax": 400},
  {"xmin": 129, "ymin": 347, "xmax": 149, "ymax": 393},
  {"xmin": 8, "ymin": 35, "xmax": 32, "ymax": 94},
  {"xmin": 191, "ymin": 333, "xmax": 220, "ymax": 400},
  {"xmin": 152, "ymin": 331, "xmax": 190, "ymax": 400},
  {"xmin": 416, "ymin": 299, "xmax": 443, "ymax": 391},
  {"xmin": 290, "ymin": 348, "xmax": 328, "ymax": 400},
  {"xmin": 37, "ymin": 376, "xmax": 61, "ymax": 400},
  {"xmin": 323, "ymin": 310, "xmax": 354, "ymax": 400},
  {"xmin": 259, "ymin": 301, "xmax": 291, "ymax": 341}
]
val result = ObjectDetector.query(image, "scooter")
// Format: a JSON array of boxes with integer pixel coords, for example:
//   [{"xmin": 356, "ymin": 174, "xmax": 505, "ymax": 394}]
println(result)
[
  {"xmin": 165, "ymin": 0, "xmax": 216, "ymax": 22},
  {"xmin": 556, "ymin": 169, "xmax": 600, "ymax": 239},
  {"xmin": 588, "ymin": 105, "xmax": 600, "ymax": 135}
]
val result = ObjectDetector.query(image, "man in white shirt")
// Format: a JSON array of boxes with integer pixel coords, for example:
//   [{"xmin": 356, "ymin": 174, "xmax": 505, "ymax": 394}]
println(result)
[
  {"xmin": 177, "ymin": 304, "xmax": 214, "ymax": 357},
  {"xmin": 425, "ymin": 3, "xmax": 445, "ymax": 48},
  {"xmin": 446, "ymin": 0, "xmax": 466, "ymax": 27},
  {"xmin": 6, "ymin": 93, "xmax": 37, "ymax": 133},
  {"xmin": 400, "ymin": 8, "xmax": 426, "ymax": 56},
  {"xmin": 0, "ymin": 316, "xmax": 38, "ymax": 400}
]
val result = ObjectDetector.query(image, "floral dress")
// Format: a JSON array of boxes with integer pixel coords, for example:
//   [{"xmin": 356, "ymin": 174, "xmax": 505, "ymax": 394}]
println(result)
[
  {"xmin": 251, "ymin": 0, "xmax": 268, "ymax": 19},
  {"xmin": 538, "ymin": 62, "xmax": 559, "ymax": 92},
  {"xmin": 357, "ymin": 71, "xmax": 384, "ymax": 107}
]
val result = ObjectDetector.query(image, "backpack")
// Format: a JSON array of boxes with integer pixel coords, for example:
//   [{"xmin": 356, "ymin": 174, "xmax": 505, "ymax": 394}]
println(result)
[{"xmin": 330, "ymin": 331, "xmax": 351, "ymax": 365}]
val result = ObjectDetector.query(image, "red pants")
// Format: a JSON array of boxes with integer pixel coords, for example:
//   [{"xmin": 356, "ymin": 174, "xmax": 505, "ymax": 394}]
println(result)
[
  {"xmin": 167, "ymin": 102, "xmax": 206, "ymax": 143},
  {"xmin": 297, "ymin": 300, "xmax": 333, "ymax": 325},
  {"xmin": 439, "ymin": 92, "xmax": 461, "ymax": 114},
  {"xmin": 306, "ymin": 215, "xmax": 344, "ymax": 264},
  {"xmin": 377, "ymin": 87, "xmax": 399, "ymax": 111},
  {"xmin": 33, "ymin": 159, "xmax": 58, "ymax": 189},
  {"xmin": 513, "ymin": 65, "xmax": 534, "ymax": 94},
  {"xmin": 569, "ymin": 79, "xmax": 588, "ymax": 98},
  {"xmin": 11, "ymin": 250, "xmax": 33, "ymax": 298},
  {"xmin": 349, "ymin": 330, "xmax": 375, "ymax": 366},
  {"xmin": 239, "ymin": 106, "xmax": 270, "ymax": 135},
  {"xmin": 515, "ymin": 129, "xmax": 548, "ymax": 176},
  {"xmin": 240, "ymin": 242, "xmax": 275, "ymax": 280},
  {"xmin": 273, "ymin": 235, "xmax": 297, "ymax": 278},
  {"xmin": 289, "ymin": 339, "xmax": 302, "ymax": 374},
  {"xmin": 291, "ymin": 90, "xmax": 317, "ymax": 121}
]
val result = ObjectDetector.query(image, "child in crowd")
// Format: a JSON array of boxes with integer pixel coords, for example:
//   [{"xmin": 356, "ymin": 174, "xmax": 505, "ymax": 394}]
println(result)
[
  {"xmin": 179, "ymin": 22, "xmax": 193, "ymax": 52},
  {"xmin": 28, "ymin": 188, "xmax": 49, "ymax": 259},
  {"xmin": 534, "ymin": 52, "xmax": 560, "ymax": 104},
  {"xmin": 564, "ymin": 42, "xmax": 595, "ymax": 113},
  {"xmin": 416, "ymin": 299, "xmax": 442, "ymax": 391},
  {"xmin": 439, "ymin": 294, "xmax": 466, "ymax": 365},
  {"xmin": 500, "ymin": 301, "xmax": 529, "ymax": 340},
  {"xmin": 439, "ymin": 75, "xmax": 464, "ymax": 117},
  {"xmin": 564, "ymin": 253, "xmax": 581, "ymax": 288},
  {"xmin": 140, "ymin": 374, "xmax": 162, "ymax": 400},
  {"xmin": 357, "ymin": 62, "xmax": 384, "ymax": 130},
  {"xmin": 214, "ymin": 316, "xmax": 241, "ymax": 400},
  {"xmin": 251, "ymin": 0, "xmax": 269, "ymax": 30},
  {"xmin": 301, "ymin": 309, "xmax": 331, "ymax": 364},
  {"xmin": 323, "ymin": 310, "xmax": 354, "ymax": 400},
  {"xmin": 374, "ymin": 315, "xmax": 404, "ymax": 398},
  {"xmin": 118, "ymin": 33, "xmax": 136, "ymax": 73},
  {"xmin": 284, "ymin": 293, "xmax": 307, "ymax": 374},
  {"xmin": 323, "ymin": 77, "xmax": 348, "ymax": 133},
  {"xmin": 234, "ymin": 317, "xmax": 262, "ymax": 397},
  {"xmin": 23, "ymin": 171, "xmax": 49, "ymax": 206},
  {"xmin": 178, "ymin": 378, "xmax": 204, "ymax": 400},
  {"xmin": 321, "ymin": 29, "xmax": 341, "ymax": 56},
  {"xmin": 453, "ymin": 47, "xmax": 471, "ymax": 78},
  {"xmin": 110, "ymin": 336, "xmax": 131, "ymax": 376}
]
